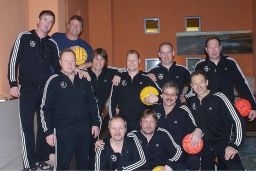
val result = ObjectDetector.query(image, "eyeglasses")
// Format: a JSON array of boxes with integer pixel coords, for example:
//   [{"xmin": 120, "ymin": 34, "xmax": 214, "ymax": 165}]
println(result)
[{"xmin": 162, "ymin": 92, "xmax": 177, "ymax": 97}]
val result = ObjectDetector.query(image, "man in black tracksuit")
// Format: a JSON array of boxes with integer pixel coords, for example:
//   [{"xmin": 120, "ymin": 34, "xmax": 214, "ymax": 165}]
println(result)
[
  {"xmin": 187, "ymin": 71, "xmax": 245, "ymax": 170},
  {"xmin": 153, "ymin": 81, "xmax": 202, "ymax": 170},
  {"xmin": 95, "ymin": 116, "xmax": 146, "ymax": 170},
  {"xmin": 133, "ymin": 109, "xmax": 184, "ymax": 170},
  {"xmin": 40, "ymin": 49, "xmax": 101, "ymax": 170},
  {"xmin": 87, "ymin": 48, "xmax": 119, "ymax": 168},
  {"xmin": 190, "ymin": 36, "xmax": 256, "ymax": 121},
  {"xmin": 7, "ymin": 10, "xmax": 60, "ymax": 170},
  {"xmin": 110, "ymin": 50, "xmax": 160, "ymax": 131},
  {"xmin": 147, "ymin": 42, "xmax": 190, "ymax": 96},
  {"xmin": 87, "ymin": 48, "xmax": 119, "ymax": 117}
]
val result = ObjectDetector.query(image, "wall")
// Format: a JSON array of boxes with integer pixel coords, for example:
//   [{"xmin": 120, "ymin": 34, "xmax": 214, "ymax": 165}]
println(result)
[
  {"xmin": 66, "ymin": 0, "xmax": 90, "ymax": 43},
  {"xmin": 109, "ymin": 0, "xmax": 254, "ymax": 76},
  {"xmin": 88, "ymin": 0, "xmax": 114, "ymax": 64},
  {"xmin": 0, "ymin": 0, "xmax": 29, "ymax": 98},
  {"xmin": 28, "ymin": 0, "xmax": 64, "ymax": 35},
  {"xmin": 0, "ymin": 0, "xmax": 67, "ymax": 98}
]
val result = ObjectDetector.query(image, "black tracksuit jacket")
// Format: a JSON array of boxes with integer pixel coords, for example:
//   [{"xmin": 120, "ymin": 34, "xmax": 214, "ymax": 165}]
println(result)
[
  {"xmin": 40, "ymin": 73, "xmax": 101, "ymax": 136},
  {"xmin": 194, "ymin": 56, "xmax": 256, "ymax": 109},
  {"xmin": 95, "ymin": 132, "xmax": 146, "ymax": 171},
  {"xmin": 87, "ymin": 67, "xmax": 117, "ymax": 113},
  {"xmin": 8, "ymin": 30, "xmax": 60, "ymax": 88},
  {"xmin": 110, "ymin": 71, "xmax": 160, "ymax": 122},
  {"xmin": 132, "ymin": 127, "xmax": 183, "ymax": 170},
  {"xmin": 153, "ymin": 104, "xmax": 197, "ymax": 146},
  {"xmin": 148, "ymin": 62, "xmax": 190, "ymax": 95},
  {"xmin": 187, "ymin": 91, "xmax": 245, "ymax": 151}
]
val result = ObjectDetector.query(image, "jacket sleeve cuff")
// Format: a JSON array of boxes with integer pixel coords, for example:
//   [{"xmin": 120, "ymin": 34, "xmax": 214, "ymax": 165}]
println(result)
[
  {"xmin": 228, "ymin": 143, "xmax": 239, "ymax": 150},
  {"xmin": 9, "ymin": 81, "xmax": 18, "ymax": 88},
  {"xmin": 92, "ymin": 121, "xmax": 100, "ymax": 128},
  {"xmin": 44, "ymin": 129, "xmax": 54, "ymax": 137}
]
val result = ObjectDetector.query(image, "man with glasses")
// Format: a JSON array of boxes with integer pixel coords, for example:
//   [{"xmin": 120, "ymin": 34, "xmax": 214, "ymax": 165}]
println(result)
[{"xmin": 152, "ymin": 81, "xmax": 202, "ymax": 170}]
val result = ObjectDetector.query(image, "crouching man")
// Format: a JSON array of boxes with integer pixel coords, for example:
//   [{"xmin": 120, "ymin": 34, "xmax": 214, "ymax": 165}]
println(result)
[{"xmin": 95, "ymin": 116, "xmax": 146, "ymax": 170}]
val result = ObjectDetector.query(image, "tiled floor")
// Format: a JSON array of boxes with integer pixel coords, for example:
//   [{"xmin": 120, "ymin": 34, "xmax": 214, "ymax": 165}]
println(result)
[{"xmin": 240, "ymin": 136, "xmax": 256, "ymax": 170}]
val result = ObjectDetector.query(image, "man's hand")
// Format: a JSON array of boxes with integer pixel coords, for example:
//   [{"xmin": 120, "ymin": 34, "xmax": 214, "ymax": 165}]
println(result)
[
  {"xmin": 164, "ymin": 165, "xmax": 173, "ymax": 171},
  {"xmin": 91, "ymin": 126, "xmax": 100, "ymax": 138},
  {"xmin": 147, "ymin": 73, "xmax": 157, "ymax": 81},
  {"xmin": 144, "ymin": 93, "xmax": 159, "ymax": 105},
  {"xmin": 46, "ymin": 134, "xmax": 56, "ymax": 147},
  {"xmin": 248, "ymin": 110, "xmax": 256, "ymax": 121},
  {"xmin": 95, "ymin": 139, "xmax": 105, "ymax": 150},
  {"xmin": 112, "ymin": 75, "xmax": 121, "ymax": 86},
  {"xmin": 225, "ymin": 146, "xmax": 238, "ymax": 160},
  {"xmin": 75, "ymin": 68, "xmax": 91, "ymax": 81},
  {"xmin": 191, "ymin": 128, "xmax": 203, "ymax": 147},
  {"xmin": 10, "ymin": 86, "xmax": 20, "ymax": 97}
]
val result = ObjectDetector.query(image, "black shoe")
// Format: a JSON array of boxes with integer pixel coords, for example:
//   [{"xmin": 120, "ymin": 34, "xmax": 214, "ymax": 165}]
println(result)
[
  {"xmin": 23, "ymin": 166, "xmax": 37, "ymax": 171},
  {"xmin": 37, "ymin": 161, "xmax": 53, "ymax": 170}
]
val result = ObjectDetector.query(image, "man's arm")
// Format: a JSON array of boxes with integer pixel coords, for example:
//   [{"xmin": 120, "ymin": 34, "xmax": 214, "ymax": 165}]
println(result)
[
  {"xmin": 109, "ymin": 84, "xmax": 119, "ymax": 118},
  {"xmin": 49, "ymin": 38, "xmax": 61, "ymax": 73},
  {"xmin": 95, "ymin": 145, "xmax": 108, "ymax": 171},
  {"xmin": 158, "ymin": 128, "xmax": 183, "ymax": 169},
  {"xmin": 122, "ymin": 133, "xmax": 146, "ymax": 170},
  {"xmin": 40, "ymin": 74, "xmax": 58, "ymax": 137},
  {"xmin": 86, "ymin": 83, "xmax": 101, "ymax": 137},
  {"xmin": 230, "ymin": 58, "xmax": 256, "ymax": 120},
  {"xmin": 215, "ymin": 92, "xmax": 245, "ymax": 149},
  {"xmin": 8, "ymin": 32, "xmax": 24, "ymax": 96}
]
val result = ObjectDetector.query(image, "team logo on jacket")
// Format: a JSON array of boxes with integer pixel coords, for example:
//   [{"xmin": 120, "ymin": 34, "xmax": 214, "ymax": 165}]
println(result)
[
  {"xmin": 60, "ymin": 81, "xmax": 67, "ymax": 88},
  {"xmin": 156, "ymin": 112, "xmax": 161, "ymax": 119},
  {"xmin": 121, "ymin": 80, "xmax": 127, "ymax": 86},
  {"xmin": 209, "ymin": 107, "xmax": 212, "ymax": 110},
  {"xmin": 176, "ymin": 75, "xmax": 179, "ymax": 79},
  {"xmin": 111, "ymin": 155, "xmax": 117, "ymax": 162},
  {"xmin": 204, "ymin": 66, "xmax": 210, "ymax": 72},
  {"xmin": 29, "ymin": 40, "xmax": 36, "ymax": 47},
  {"xmin": 104, "ymin": 79, "xmax": 107, "ymax": 83},
  {"xmin": 192, "ymin": 103, "xmax": 197, "ymax": 110},
  {"xmin": 158, "ymin": 73, "xmax": 164, "ymax": 80}
]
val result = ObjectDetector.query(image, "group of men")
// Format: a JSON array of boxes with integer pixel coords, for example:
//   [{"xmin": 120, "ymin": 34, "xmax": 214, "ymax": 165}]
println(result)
[{"xmin": 7, "ymin": 9, "xmax": 256, "ymax": 171}]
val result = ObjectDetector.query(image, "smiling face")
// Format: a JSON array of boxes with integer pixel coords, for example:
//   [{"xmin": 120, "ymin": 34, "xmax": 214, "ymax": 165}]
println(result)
[
  {"xmin": 68, "ymin": 19, "xmax": 83, "ymax": 38},
  {"xmin": 158, "ymin": 44, "xmax": 175, "ymax": 66},
  {"xmin": 92, "ymin": 54, "xmax": 106, "ymax": 71},
  {"xmin": 190, "ymin": 73, "xmax": 209, "ymax": 98},
  {"xmin": 127, "ymin": 53, "xmax": 140, "ymax": 72},
  {"xmin": 162, "ymin": 86, "xmax": 178, "ymax": 107},
  {"xmin": 109, "ymin": 117, "xmax": 127, "ymax": 142}
]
